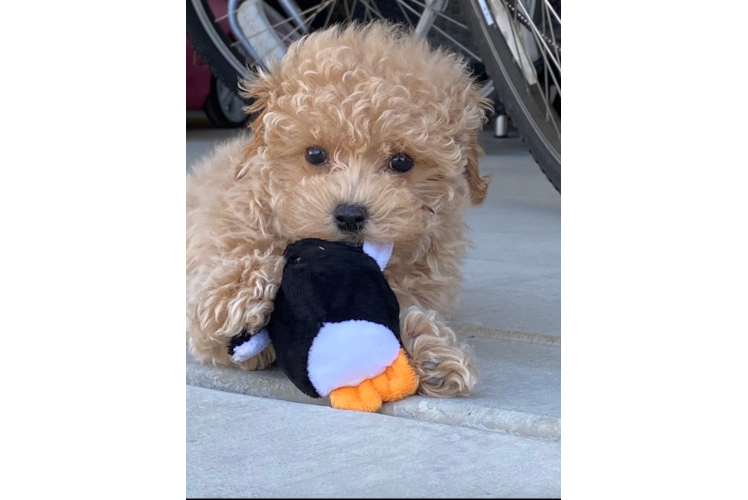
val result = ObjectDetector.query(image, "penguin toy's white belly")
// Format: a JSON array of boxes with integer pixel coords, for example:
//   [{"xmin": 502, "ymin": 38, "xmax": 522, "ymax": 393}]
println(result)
[{"xmin": 306, "ymin": 320, "xmax": 401, "ymax": 397}]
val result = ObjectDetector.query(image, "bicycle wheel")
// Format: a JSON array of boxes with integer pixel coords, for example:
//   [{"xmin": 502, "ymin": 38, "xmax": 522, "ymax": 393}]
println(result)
[
  {"xmin": 187, "ymin": 0, "xmax": 487, "ymax": 96},
  {"xmin": 457, "ymin": 0, "xmax": 561, "ymax": 191}
]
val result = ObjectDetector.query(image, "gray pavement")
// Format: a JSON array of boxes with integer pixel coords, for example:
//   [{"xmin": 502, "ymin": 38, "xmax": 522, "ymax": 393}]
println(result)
[
  {"xmin": 187, "ymin": 386, "xmax": 561, "ymax": 499},
  {"xmin": 457, "ymin": 137, "xmax": 560, "ymax": 335}
]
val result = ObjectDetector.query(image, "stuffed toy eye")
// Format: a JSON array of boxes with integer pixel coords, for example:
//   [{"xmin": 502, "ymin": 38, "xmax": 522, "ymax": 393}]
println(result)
[
  {"xmin": 305, "ymin": 146, "xmax": 328, "ymax": 166},
  {"xmin": 389, "ymin": 153, "xmax": 414, "ymax": 173}
]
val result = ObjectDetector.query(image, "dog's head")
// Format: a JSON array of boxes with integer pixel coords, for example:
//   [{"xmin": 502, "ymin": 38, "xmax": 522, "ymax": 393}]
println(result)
[{"xmin": 240, "ymin": 23, "xmax": 491, "ymax": 246}]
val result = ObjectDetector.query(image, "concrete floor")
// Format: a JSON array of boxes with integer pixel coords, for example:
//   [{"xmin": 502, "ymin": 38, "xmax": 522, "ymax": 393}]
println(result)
[
  {"xmin": 186, "ymin": 124, "xmax": 560, "ymax": 337},
  {"xmin": 187, "ymin": 386, "xmax": 561, "ymax": 498}
]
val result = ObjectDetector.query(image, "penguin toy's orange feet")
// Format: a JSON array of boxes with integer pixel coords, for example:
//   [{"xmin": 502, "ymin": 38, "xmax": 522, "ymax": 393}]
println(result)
[
  {"xmin": 371, "ymin": 349, "xmax": 419, "ymax": 402},
  {"xmin": 329, "ymin": 379, "xmax": 383, "ymax": 412},
  {"xmin": 329, "ymin": 349, "xmax": 419, "ymax": 412}
]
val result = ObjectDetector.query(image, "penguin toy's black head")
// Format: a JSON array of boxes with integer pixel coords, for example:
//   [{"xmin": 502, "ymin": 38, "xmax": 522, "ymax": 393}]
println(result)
[{"xmin": 282, "ymin": 238, "xmax": 366, "ymax": 274}]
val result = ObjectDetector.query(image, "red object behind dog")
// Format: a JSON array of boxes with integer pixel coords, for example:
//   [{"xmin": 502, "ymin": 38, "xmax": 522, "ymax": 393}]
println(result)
[{"xmin": 186, "ymin": 0, "xmax": 247, "ymax": 127}]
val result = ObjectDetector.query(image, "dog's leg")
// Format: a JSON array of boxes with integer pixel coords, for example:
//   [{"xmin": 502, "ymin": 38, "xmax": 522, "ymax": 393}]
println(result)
[
  {"xmin": 187, "ymin": 250, "xmax": 284, "ymax": 370},
  {"xmin": 400, "ymin": 306, "xmax": 478, "ymax": 397}
]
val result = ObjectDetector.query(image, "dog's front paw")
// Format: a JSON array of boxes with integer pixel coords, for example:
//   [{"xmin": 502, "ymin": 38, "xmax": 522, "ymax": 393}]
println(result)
[
  {"xmin": 400, "ymin": 307, "xmax": 478, "ymax": 397},
  {"xmin": 194, "ymin": 252, "xmax": 282, "ymax": 340},
  {"xmin": 416, "ymin": 345, "xmax": 477, "ymax": 397}
]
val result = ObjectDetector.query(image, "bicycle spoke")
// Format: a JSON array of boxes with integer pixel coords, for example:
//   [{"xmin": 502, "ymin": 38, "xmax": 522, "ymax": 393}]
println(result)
[
  {"xmin": 368, "ymin": 0, "xmax": 386, "ymax": 18},
  {"xmin": 395, "ymin": 0, "xmax": 415, "ymax": 25},
  {"xmin": 350, "ymin": 0, "xmax": 360, "ymax": 20},
  {"xmin": 543, "ymin": 3, "xmax": 560, "ymax": 65},
  {"xmin": 322, "ymin": 0, "xmax": 338, "ymax": 27},
  {"xmin": 542, "ymin": 0, "xmax": 560, "ymax": 25},
  {"xmin": 426, "ymin": 19, "xmax": 481, "ymax": 60},
  {"xmin": 256, "ymin": 0, "xmax": 335, "ymax": 63},
  {"xmin": 278, "ymin": 0, "xmax": 310, "ymax": 34},
  {"xmin": 357, "ymin": 0, "xmax": 388, "ymax": 20},
  {"xmin": 360, "ymin": 0, "xmax": 375, "ymax": 22},
  {"xmin": 402, "ymin": 0, "xmax": 469, "ymax": 30},
  {"xmin": 543, "ymin": 45, "xmax": 549, "ymax": 123},
  {"xmin": 228, "ymin": 1, "xmax": 333, "ymax": 48},
  {"xmin": 480, "ymin": 80, "xmax": 495, "ymax": 98},
  {"xmin": 540, "ymin": 0, "xmax": 547, "ymax": 40},
  {"xmin": 214, "ymin": 12, "xmax": 232, "ymax": 22},
  {"xmin": 395, "ymin": 0, "xmax": 480, "ymax": 59}
]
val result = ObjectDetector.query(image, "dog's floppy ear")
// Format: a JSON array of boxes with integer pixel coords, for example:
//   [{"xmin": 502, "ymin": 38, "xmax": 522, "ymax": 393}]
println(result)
[
  {"xmin": 235, "ymin": 69, "xmax": 278, "ymax": 178},
  {"xmin": 463, "ymin": 89, "xmax": 493, "ymax": 205},
  {"xmin": 464, "ymin": 133, "xmax": 489, "ymax": 205}
]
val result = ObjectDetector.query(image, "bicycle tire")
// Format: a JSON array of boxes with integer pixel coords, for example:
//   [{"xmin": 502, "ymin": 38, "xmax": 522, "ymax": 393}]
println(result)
[
  {"xmin": 187, "ymin": 0, "xmax": 249, "ymax": 95},
  {"xmin": 204, "ymin": 77, "xmax": 251, "ymax": 128},
  {"xmin": 457, "ymin": 0, "xmax": 561, "ymax": 192}
]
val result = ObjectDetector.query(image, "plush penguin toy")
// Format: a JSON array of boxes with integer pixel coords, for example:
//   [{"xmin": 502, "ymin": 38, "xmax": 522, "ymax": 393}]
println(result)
[{"xmin": 228, "ymin": 238, "xmax": 419, "ymax": 412}]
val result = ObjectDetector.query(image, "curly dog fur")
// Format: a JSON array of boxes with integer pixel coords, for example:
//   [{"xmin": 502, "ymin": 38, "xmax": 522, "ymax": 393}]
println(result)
[{"xmin": 187, "ymin": 23, "xmax": 491, "ymax": 397}]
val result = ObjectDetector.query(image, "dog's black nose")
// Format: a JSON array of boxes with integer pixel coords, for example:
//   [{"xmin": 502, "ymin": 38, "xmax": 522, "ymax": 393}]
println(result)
[{"xmin": 334, "ymin": 204, "xmax": 368, "ymax": 233}]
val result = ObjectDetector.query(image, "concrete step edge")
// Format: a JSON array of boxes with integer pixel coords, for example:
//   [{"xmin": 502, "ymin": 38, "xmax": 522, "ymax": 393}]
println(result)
[
  {"xmin": 186, "ymin": 356, "xmax": 560, "ymax": 441},
  {"xmin": 452, "ymin": 322, "xmax": 561, "ymax": 346}
]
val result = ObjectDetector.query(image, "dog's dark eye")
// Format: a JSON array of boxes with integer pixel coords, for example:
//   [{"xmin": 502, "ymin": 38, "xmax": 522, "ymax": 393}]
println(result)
[
  {"xmin": 305, "ymin": 146, "xmax": 328, "ymax": 166},
  {"xmin": 389, "ymin": 153, "xmax": 414, "ymax": 173}
]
